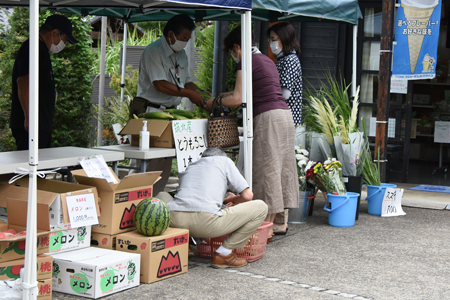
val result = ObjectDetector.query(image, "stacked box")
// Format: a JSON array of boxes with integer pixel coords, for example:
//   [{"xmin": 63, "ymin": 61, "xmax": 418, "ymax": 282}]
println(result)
[
  {"xmin": 116, "ymin": 228, "xmax": 188, "ymax": 284},
  {"xmin": 51, "ymin": 247, "xmax": 140, "ymax": 299},
  {"xmin": 71, "ymin": 169, "xmax": 161, "ymax": 235},
  {"xmin": 91, "ymin": 232, "xmax": 118, "ymax": 250}
]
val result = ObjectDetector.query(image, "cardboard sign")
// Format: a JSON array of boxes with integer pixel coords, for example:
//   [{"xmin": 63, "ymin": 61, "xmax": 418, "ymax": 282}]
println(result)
[
  {"xmin": 381, "ymin": 188, "xmax": 406, "ymax": 217},
  {"xmin": 79, "ymin": 155, "xmax": 118, "ymax": 184},
  {"xmin": 66, "ymin": 194, "xmax": 99, "ymax": 227},
  {"xmin": 172, "ymin": 119, "xmax": 208, "ymax": 173}
]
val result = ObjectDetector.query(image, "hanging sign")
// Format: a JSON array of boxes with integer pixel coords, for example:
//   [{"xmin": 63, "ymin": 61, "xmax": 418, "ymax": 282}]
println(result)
[
  {"xmin": 79, "ymin": 155, "xmax": 118, "ymax": 184},
  {"xmin": 381, "ymin": 188, "xmax": 406, "ymax": 217},
  {"xmin": 66, "ymin": 193, "xmax": 99, "ymax": 227},
  {"xmin": 392, "ymin": 0, "xmax": 442, "ymax": 80},
  {"xmin": 172, "ymin": 119, "xmax": 208, "ymax": 173}
]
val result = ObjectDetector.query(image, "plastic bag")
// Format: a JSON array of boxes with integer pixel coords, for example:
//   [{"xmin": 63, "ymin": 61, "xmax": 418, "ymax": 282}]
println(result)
[{"xmin": 0, "ymin": 279, "xmax": 23, "ymax": 300}]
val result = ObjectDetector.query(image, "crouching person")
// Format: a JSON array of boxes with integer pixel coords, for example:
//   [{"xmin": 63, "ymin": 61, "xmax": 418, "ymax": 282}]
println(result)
[{"xmin": 160, "ymin": 147, "xmax": 268, "ymax": 268}]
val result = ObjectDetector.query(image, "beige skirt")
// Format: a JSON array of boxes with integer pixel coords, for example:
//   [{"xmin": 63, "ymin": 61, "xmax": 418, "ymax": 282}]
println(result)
[{"xmin": 252, "ymin": 109, "xmax": 299, "ymax": 214}]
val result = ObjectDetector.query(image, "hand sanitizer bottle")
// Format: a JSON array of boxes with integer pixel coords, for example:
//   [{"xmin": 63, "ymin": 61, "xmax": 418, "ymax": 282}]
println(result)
[{"xmin": 139, "ymin": 120, "xmax": 150, "ymax": 150}]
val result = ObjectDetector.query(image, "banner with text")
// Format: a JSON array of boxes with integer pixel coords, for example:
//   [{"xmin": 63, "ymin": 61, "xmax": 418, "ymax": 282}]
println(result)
[
  {"xmin": 172, "ymin": 119, "xmax": 208, "ymax": 173},
  {"xmin": 392, "ymin": 0, "xmax": 442, "ymax": 80}
]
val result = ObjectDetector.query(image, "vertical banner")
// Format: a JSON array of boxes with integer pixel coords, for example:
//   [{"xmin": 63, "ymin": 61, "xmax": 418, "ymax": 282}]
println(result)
[
  {"xmin": 392, "ymin": 0, "xmax": 442, "ymax": 80},
  {"xmin": 172, "ymin": 119, "xmax": 208, "ymax": 173}
]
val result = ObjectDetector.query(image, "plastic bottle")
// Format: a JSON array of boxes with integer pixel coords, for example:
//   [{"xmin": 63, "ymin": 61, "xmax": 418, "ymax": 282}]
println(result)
[{"xmin": 139, "ymin": 120, "xmax": 150, "ymax": 150}]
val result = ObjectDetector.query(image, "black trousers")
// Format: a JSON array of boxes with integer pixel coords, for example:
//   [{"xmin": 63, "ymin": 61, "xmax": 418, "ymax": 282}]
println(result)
[{"xmin": 12, "ymin": 128, "xmax": 52, "ymax": 150}]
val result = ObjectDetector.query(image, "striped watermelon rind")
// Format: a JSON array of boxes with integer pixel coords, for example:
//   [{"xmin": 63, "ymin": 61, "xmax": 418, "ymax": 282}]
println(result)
[{"xmin": 133, "ymin": 197, "xmax": 171, "ymax": 236}]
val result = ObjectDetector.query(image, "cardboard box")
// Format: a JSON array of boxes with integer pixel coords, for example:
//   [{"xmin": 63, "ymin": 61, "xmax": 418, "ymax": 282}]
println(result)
[
  {"xmin": 91, "ymin": 232, "xmax": 117, "ymax": 250},
  {"xmin": 47, "ymin": 226, "xmax": 91, "ymax": 254},
  {"xmin": 0, "ymin": 213, "xmax": 50, "ymax": 263},
  {"xmin": 0, "ymin": 254, "xmax": 52, "ymax": 280},
  {"xmin": 71, "ymin": 169, "xmax": 161, "ymax": 235},
  {"xmin": 119, "ymin": 119, "xmax": 174, "ymax": 148},
  {"xmin": 0, "ymin": 178, "xmax": 100, "ymax": 231},
  {"xmin": 51, "ymin": 247, "xmax": 140, "ymax": 299},
  {"xmin": 116, "ymin": 228, "xmax": 188, "ymax": 284},
  {"xmin": 37, "ymin": 278, "xmax": 53, "ymax": 300}
]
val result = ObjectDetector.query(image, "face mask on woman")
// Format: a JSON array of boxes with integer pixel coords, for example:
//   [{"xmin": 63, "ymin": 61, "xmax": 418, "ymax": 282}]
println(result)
[
  {"xmin": 170, "ymin": 32, "xmax": 188, "ymax": 52},
  {"xmin": 231, "ymin": 49, "xmax": 240, "ymax": 64},
  {"xmin": 270, "ymin": 40, "xmax": 282, "ymax": 56},
  {"xmin": 50, "ymin": 32, "xmax": 66, "ymax": 54}
]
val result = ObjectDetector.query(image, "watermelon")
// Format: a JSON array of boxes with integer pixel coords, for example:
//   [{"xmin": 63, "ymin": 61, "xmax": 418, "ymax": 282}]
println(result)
[{"xmin": 133, "ymin": 197, "xmax": 171, "ymax": 236}]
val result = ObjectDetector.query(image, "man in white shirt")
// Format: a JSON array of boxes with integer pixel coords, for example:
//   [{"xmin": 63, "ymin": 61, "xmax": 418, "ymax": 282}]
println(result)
[
  {"xmin": 131, "ymin": 14, "xmax": 208, "ymax": 194},
  {"xmin": 159, "ymin": 147, "xmax": 268, "ymax": 268}
]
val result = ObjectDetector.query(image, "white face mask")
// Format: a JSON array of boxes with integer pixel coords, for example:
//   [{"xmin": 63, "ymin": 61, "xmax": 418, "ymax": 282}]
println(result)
[
  {"xmin": 270, "ymin": 40, "xmax": 282, "ymax": 56},
  {"xmin": 231, "ymin": 50, "xmax": 240, "ymax": 64},
  {"xmin": 49, "ymin": 32, "xmax": 66, "ymax": 54},
  {"xmin": 169, "ymin": 32, "xmax": 188, "ymax": 52}
]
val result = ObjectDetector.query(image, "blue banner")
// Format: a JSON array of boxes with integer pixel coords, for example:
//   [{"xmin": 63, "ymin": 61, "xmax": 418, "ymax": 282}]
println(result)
[{"xmin": 392, "ymin": 0, "xmax": 442, "ymax": 80}]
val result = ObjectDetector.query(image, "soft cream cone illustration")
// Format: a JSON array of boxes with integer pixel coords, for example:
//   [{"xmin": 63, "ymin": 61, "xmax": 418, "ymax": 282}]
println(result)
[{"xmin": 401, "ymin": 0, "xmax": 438, "ymax": 73}]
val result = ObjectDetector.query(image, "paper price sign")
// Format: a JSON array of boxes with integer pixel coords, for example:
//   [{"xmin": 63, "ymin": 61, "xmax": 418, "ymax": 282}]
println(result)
[
  {"xmin": 172, "ymin": 119, "xmax": 208, "ymax": 173},
  {"xmin": 66, "ymin": 193, "xmax": 99, "ymax": 227},
  {"xmin": 79, "ymin": 155, "xmax": 118, "ymax": 184},
  {"xmin": 381, "ymin": 188, "xmax": 406, "ymax": 217}
]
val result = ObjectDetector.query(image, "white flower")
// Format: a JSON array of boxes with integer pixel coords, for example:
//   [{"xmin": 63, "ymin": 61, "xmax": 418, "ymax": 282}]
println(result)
[
  {"xmin": 295, "ymin": 145, "xmax": 300, "ymax": 152},
  {"xmin": 295, "ymin": 154, "xmax": 306, "ymax": 161},
  {"xmin": 324, "ymin": 159, "xmax": 332, "ymax": 165},
  {"xmin": 299, "ymin": 149, "xmax": 309, "ymax": 156},
  {"xmin": 298, "ymin": 160, "xmax": 307, "ymax": 168},
  {"xmin": 305, "ymin": 161, "xmax": 314, "ymax": 169},
  {"xmin": 332, "ymin": 157, "xmax": 337, "ymax": 162}
]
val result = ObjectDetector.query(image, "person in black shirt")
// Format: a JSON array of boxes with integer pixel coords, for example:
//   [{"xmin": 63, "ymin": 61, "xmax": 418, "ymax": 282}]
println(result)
[{"xmin": 10, "ymin": 14, "xmax": 78, "ymax": 150}]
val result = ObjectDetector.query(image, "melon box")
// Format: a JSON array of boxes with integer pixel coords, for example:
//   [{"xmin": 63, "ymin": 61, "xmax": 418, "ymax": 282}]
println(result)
[
  {"xmin": 0, "ymin": 214, "xmax": 50, "ymax": 263},
  {"xmin": 0, "ymin": 254, "xmax": 52, "ymax": 280},
  {"xmin": 116, "ymin": 227, "xmax": 188, "ymax": 284},
  {"xmin": 46, "ymin": 226, "xmax": 91, "ymax": 254},
  {"xmin": 71, "ymin": 168, "xmax": 161, "ymax": 235},
  {"xmin": 51, "ymin": 247, "xmax": 140, "ymax": 299},
  {"xmin": 90, "ymin": 232, "xmax": 118, "ymax": 250}
]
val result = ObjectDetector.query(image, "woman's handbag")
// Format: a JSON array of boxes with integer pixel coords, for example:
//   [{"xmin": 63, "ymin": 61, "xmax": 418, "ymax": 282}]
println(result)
[{"xmin": 207, "ymin": 97, "xmax": 240, "ymax": 148}]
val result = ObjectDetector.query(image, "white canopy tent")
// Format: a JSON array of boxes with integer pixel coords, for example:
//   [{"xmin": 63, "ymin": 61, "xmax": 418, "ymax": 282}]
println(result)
[{"xmin": 0, "ymin": 0, "xmax": 361, "ymax": 298}]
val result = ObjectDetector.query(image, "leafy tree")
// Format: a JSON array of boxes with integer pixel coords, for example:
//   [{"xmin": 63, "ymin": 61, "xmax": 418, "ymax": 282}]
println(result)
[{"xmin": 0, "ymin": 9, "xmax": 94, "ymax": 150}]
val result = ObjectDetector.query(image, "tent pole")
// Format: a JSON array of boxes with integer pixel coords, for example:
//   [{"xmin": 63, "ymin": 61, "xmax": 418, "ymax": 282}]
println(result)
[
  {"xmin": 120, "ymin": 22, "xmax": 128, "ymax": 102},
  {"xmin": 242, "ymin": 11, "xmax": 253, "ymax": 188},
  {"xmin": 352, "ymin": 24, "xmax": 357, "ymax": 98},
  {"xmin": 23, "ymin": 0, "xmax": 39, "ymax": 299},
  {"xmin": 97, "ymin": 16, "xmax": 107, "ymax": 147}
]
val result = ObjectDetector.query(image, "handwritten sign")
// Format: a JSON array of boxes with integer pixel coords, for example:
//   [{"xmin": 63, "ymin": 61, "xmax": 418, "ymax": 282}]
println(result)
[
  {"xmin": 66, "ymin": 193, "xmax": 99, "ymax": 227},
  {"xmin": 381, "ymin": 188, "xmax": 406, "ymax": 217},
  {"xmin": 390, "ymin": 79, "xmax": 408, "ymax": 94},
  {"xmin": 172, "ymin": 119, "xmax": 208, "ymax": 173},
  {"xmin": 434, "ymin": 121, "xmax": 450, "ymax": 143},
  {"xmin": 79, "ymin": 155, "xmax": 118, "ymax": 184}
]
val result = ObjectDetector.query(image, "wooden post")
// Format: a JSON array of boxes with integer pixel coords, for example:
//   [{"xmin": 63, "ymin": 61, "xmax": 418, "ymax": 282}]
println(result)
[{"xmin": 376, "ymin": 0, "xmax": 395, "ymax": 183}]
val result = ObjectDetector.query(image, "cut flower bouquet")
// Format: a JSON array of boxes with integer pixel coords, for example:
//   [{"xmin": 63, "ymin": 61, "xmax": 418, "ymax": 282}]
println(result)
[
  {"xmin": 295, "ymin": 145, "xmax": 310, "ymax": 191},
  {"xmin": 305, "ymin": 158, "xmax": 347, "ymax": 195}
]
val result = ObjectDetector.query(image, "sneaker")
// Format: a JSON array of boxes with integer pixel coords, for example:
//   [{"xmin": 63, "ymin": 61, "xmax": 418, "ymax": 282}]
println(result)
[{"xmin": 211, "ymin": 252, "xmax": 247, "ymax": 268}]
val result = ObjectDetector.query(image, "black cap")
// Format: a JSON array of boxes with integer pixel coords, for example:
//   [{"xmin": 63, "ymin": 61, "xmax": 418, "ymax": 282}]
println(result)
[{"xmin": 44, "ymin": 14, "xmax": 78, "ymax": 44}]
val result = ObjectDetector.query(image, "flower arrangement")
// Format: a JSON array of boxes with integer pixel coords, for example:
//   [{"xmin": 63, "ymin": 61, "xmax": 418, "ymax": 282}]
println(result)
[
  {"xmin": 295, "ymin": 145, "xmax": 310, "ymax": 191},
  {"xmin": 306, "ymin": 158, "xmax": 347, "ymax": 195}
]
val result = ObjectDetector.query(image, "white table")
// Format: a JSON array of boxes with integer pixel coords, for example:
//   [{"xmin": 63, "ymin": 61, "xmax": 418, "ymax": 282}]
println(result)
[
  {"xmin": 93, "ymin": 144, "xmax": 176, "ymax": 172},
  {"xmin": 0, "ymin": 146, "xmax": 125, "ymax": 176}
]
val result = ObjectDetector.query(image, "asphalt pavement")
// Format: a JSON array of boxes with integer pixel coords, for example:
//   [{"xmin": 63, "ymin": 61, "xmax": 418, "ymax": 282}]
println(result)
[{"xmin": 52, "ymin": 189, "xmax": 450, "ymax": 300}]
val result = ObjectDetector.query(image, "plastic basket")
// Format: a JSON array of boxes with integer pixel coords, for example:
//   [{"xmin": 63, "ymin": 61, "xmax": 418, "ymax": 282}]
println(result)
[{"xmin": 197, "ymin": 222, "xmax": 273, "ymax": 262}]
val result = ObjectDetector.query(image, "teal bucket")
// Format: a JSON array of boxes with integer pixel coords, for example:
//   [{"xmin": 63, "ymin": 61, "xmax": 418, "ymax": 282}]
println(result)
[
  {"xmin": 366, "ymin": 183, "xmax": 397, "ymax": 216},
  {"xmin": 323, "ymin": 192, "xmax": 359, "ymax": 227}
]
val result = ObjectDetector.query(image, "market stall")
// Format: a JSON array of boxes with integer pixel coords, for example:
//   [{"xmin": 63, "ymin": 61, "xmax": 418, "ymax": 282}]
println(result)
[{"xmin": 0, "ymin": 1, "xmax": 361, "ymax": 299}]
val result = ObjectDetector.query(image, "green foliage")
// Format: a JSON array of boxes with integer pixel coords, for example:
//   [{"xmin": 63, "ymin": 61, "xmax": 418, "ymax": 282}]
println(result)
[
  {"xmin": 109, "ymin": 65, "xmax": 139, "ymax": 98},
  {"xmin": 91, "ymin": 25, "xmax": 161, "ymax": 75},
  {"xmin": 0, "ymin": 9, "xmax": 95, "ymax": 150},
  {"xmin": 195, "ymin": 22, "xmax": 239, "ymax": 94}
]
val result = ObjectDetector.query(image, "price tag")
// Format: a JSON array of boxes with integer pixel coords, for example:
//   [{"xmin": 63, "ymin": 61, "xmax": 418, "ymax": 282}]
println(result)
[
  {"xmin": 79, "ymin": 155, "xmax": 118, "ymax": 184},
  {"xmin": 172, "ymin": 119, "xmax": 208, "ymax": 173},
  {"xmin": 66, "ymin": 193, "xmax": 99, "ymax": 227},
  {"xmin": 381, "ymin": 188, "xmax": 406, "ymax": 217}
]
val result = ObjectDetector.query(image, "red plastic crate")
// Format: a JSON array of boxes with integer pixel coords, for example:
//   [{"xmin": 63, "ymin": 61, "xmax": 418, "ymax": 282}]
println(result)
[{"xmin": 197, "ymin": 222, "xmax": 273, "ymax": 262}]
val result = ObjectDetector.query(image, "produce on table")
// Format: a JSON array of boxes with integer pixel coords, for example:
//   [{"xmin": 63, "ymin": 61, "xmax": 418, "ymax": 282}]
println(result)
[
  {"xmin": 163, "ymin": 109, "xmax": 194, "ymax": 119},
  {"xmin": 134, "ymin": 106, "xmax": 209, "ymax": 120},
  {"xmin": 138, "ymin": 112, "xmax": 175, "ymax": 120},
  {"xmin": 0, "ymin": 232, "xmax": 5, "ymax": 240},
  {"xmin": 133, "ymin": 197, "xmax": 171, "ymax": 236},
  {"xmin": 0, "ymin": 230, "xmax": 28, "ymax": 239}
]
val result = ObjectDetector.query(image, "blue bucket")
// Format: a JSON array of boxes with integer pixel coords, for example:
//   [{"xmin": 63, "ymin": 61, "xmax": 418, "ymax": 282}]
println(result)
[
  {"xmin": 323, "ymin": 192, "xmax": 359, "ymax": 227},
  {"xmin": 366, "ymin": 183, "xmax": 397, "ymax": 216}
]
